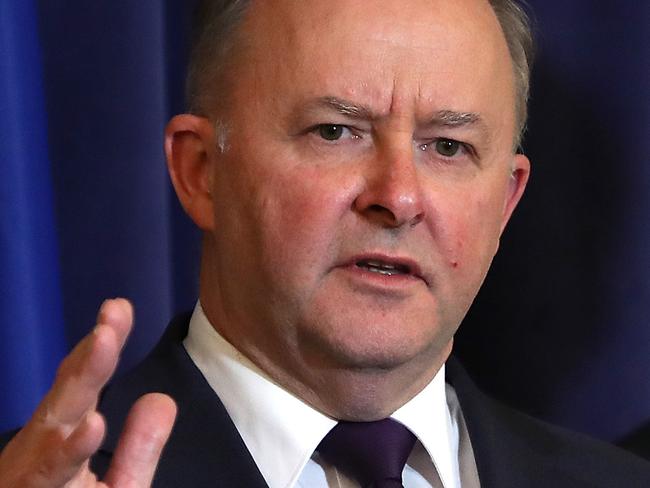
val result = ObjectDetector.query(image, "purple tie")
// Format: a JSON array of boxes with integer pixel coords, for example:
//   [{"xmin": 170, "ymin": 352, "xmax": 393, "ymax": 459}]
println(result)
[{"xmin": 317, "ymin": 418, "xmax": 416, "ymax": 488}]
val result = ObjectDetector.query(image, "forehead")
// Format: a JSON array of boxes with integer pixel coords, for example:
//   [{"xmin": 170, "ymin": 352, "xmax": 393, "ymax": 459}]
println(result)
[{"xmin": 230, "ymin": 0, "xmax": 514, "ymax": 135}]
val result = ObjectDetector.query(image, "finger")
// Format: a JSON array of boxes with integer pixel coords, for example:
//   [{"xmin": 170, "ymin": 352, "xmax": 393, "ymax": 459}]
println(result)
[
  {"xmin": 37, "ymin": 299, "xmax": 134, "ymax": 427},
  {"xmin": 95, "ymin": 297, "xmax": 134, "ymax": 346},
  {"xmin": 104, "ymin": 393, "xmax": 177, "ymax": 487},
  {"xmin": 0, "ymin": 299, "xmax": 134, "ymax": 488},
  {"xmin": 62, "ymin": 410, "xmax": 107, "ymax": 467},
  {"xmin": 0, "ymin": 409, "xmax": 106, "ymax": 488},
  {"xmin": 38, "ymin": 413, "xmax": 106, "ymax": 487}
]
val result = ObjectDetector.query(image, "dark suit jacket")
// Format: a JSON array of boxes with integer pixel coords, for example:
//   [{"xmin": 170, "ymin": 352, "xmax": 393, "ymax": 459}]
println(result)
[
  {"xmin": 620, "ymin": 422, "xmax": 650, "ymax": 461},
  {"xmin": 3, "ymin": 313, "xmax": 650, "ymax": 487}
]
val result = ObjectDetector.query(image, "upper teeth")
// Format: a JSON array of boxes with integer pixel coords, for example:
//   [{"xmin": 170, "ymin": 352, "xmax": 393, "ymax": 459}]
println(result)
[
  {"xmin": 357, "ymin": 260, "xmax": 407, "ymax": 274},
  {"xmin": 366, "ymin": 260, "xmax": 398, "ymax": 270},
  {"xmin": 369, "ymin": 267, "xmax": 399, "ymax": 275}
]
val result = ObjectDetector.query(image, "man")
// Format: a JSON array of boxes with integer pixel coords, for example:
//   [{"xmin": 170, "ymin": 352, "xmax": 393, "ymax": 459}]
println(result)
[{"xmin": 1, "ymin": 0, "xmax": 649, "ymax": 486}]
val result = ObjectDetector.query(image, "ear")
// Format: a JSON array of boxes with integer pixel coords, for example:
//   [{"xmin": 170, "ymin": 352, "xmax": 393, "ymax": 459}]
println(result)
[
  {"xmin": 165, "ymin": 114, "xmax": 217, "ymax": 231},
  {"xmin": 499, "ymin": 153, "xmax": 530, "ymax": 235}
]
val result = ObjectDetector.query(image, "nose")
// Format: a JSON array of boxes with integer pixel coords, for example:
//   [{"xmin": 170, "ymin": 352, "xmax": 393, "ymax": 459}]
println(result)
[{"xmin": 353, "ymin": 147, "xmax": 425, "ymax": 229}]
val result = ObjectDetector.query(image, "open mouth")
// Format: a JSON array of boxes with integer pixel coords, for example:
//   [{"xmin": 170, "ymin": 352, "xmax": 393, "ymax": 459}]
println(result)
[{"xmin": 355, "ymin": 259, "xmax": 411, "ymax": 276}]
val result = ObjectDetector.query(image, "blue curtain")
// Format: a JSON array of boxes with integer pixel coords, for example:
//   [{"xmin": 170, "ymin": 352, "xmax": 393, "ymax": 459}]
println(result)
[
  {"xmin": 0, "ymin": 0, "xmax": 648, "ymax": 451},
  {"xmin": 36, "ymin": 0, "xmax": 200, "ymax": 377},
  {"xmin": 0, "ymin": 0, "xmax": 67, "ymax": 432},
  {"xmin": 0, "ymin": 0, "xmax": 200, "ymax": 432}
]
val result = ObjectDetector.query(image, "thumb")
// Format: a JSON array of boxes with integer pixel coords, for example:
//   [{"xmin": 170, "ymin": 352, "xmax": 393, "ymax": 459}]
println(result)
[{"xmin": 103, "ymin": 393, "xmax": 177, "ymax": 487}]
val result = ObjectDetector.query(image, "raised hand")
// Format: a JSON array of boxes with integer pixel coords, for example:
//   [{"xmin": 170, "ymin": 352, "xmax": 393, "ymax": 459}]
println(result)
[{"xmin": 0, "ymin": 299, "xmax": 177, "ymax": 487}]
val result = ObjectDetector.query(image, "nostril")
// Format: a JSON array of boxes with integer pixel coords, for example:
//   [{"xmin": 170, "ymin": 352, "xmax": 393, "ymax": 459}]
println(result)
[
  {"xmin": 368, "ymin": 204, "xmax": 391, "ymax": 214},
  {"xmin": 366, "ymin": 204, "xmax": 399, "ymax": 227},
  {"xmin": 410, "ymin": 212, "xmax": 425, "ymax": 227}
]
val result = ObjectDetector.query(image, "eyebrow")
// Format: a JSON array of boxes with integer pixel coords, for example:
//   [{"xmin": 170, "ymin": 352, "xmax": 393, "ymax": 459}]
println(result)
[
  {"xmin": 431, "ymin": 110, "xmax": 482, "ymax": 128},
  {"xmin": 303, "ymin": 97, "xmax": 487, "ymax": 134},
  {"xmin": 305, "ymin": 96, "xmax": 378, "ymax": 120}
]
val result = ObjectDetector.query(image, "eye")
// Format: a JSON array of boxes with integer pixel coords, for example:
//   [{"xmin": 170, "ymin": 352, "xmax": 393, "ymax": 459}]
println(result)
[
  {"xmin": 418, "ymin": 138, "xmax": 472, "ymax": 160},
  {"xmin": 435, "ymin": 139, "xmax": 461, "ymax": 157},
  {"xmin": 318, "ymin": 124, "xmax": 345, "ymax": 141}
]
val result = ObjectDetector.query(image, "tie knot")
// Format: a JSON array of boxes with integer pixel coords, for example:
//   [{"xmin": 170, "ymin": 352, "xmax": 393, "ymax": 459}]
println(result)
[{"xmin": 317, "ymin": 418, "xmax": 416, "ymax": 488}]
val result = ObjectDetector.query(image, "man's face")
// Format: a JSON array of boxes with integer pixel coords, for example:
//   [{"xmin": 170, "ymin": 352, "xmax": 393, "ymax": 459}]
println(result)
[{"xmin": 198, "ymin": 0, "xmax": 528, "ymax": 415}]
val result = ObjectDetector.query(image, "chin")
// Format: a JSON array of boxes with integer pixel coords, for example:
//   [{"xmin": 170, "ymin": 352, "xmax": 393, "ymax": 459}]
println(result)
[
  {"xmin": 328, "ymin": 337, "xmax": 424, "ymax": 370},
  {"xmin": 297, "ymin": 309, "xmax": 449, "ymax": 372},
  {"xmin": 282, "ymin": 310, "xmax": 455, "ymax": 420}
]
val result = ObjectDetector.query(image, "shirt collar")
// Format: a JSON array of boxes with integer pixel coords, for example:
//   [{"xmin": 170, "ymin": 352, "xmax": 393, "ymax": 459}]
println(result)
[
  {"xmin": 184, "ymin": 303, "xmax": 336, "ymax": 488},
  {"xmin": 392, "ymin": 367, "xmax": 458, "ymax": 488},
  {"xmin": 184, "ymin": 302, "xmax": 457, "ymax": 488}
]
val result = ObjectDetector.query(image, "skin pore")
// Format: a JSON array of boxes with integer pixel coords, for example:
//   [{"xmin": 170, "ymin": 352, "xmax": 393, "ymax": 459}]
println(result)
[{"xmin": 166, "ymin": 0, "xmax": 530, "ymax": 420}]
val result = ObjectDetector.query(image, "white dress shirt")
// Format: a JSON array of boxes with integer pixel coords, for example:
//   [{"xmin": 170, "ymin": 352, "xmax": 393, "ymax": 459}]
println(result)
[{"xmin": 183, "ymin": 303, "xmax": 480, "ymax": 488}]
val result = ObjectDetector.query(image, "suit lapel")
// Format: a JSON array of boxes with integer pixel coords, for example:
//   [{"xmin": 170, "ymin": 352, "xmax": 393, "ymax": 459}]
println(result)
[
  {"xmin": 93, "ymin": 313, "xmax": 269, "ymax": 488},
  {"xmin": 446, "ymin": 357, "xmax": 595, "ymax": 488}
]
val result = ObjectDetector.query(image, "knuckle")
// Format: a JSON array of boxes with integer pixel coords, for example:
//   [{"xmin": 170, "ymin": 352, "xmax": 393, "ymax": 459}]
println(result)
[{"xmin": 56, "ymin": 352, "xmax": 78, "ymax": 381}]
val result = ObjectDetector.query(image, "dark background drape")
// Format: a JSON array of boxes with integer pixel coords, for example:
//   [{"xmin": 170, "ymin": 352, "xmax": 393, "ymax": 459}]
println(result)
[{"xmin": 1, "ymin": 0, "xmax": 648, "ymax": 453}]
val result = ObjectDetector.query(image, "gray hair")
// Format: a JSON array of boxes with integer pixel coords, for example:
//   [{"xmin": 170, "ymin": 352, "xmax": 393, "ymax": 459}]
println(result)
[
  {"xmin": 186, "ymin": 0, "xmax": 251, "ymax": 116},
  {"xmin": 186, "ymin": 0, "xmax": 534, "ymax": 148},
  {"xmin": 489, "ymin": 0, "xmax": 535, "ymax": 148}
]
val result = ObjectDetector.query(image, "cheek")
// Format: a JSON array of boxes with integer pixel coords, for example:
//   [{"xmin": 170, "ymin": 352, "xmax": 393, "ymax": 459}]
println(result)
[
  {"xmin": 433, "ymin": 190, "xmax": 505, "ymax": 273},
  {"xmin": 253, "ymin": 166, "xmax": 357, "ymax": 278}
]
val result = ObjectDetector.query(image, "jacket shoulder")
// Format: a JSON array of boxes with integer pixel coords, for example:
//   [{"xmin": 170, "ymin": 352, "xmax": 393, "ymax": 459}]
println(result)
[{"xmin": 447, "ymin": 357, "xmax": 650, "ymax": 487}]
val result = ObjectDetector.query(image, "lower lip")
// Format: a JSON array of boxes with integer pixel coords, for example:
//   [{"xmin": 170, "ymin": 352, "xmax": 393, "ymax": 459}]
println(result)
[{"xmin": 336, "ymin": 264, "xmax": 424, "ymax": 289}]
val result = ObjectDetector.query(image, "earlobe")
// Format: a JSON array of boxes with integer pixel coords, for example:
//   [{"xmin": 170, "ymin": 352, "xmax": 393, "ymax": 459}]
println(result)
[
  {"xmin": 499, "ymin": 153, "xmax": 530, "ymax": 234},
  {"xmin": 165, "ymin": 114, "xmax": 216, "ymax": 231}
]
